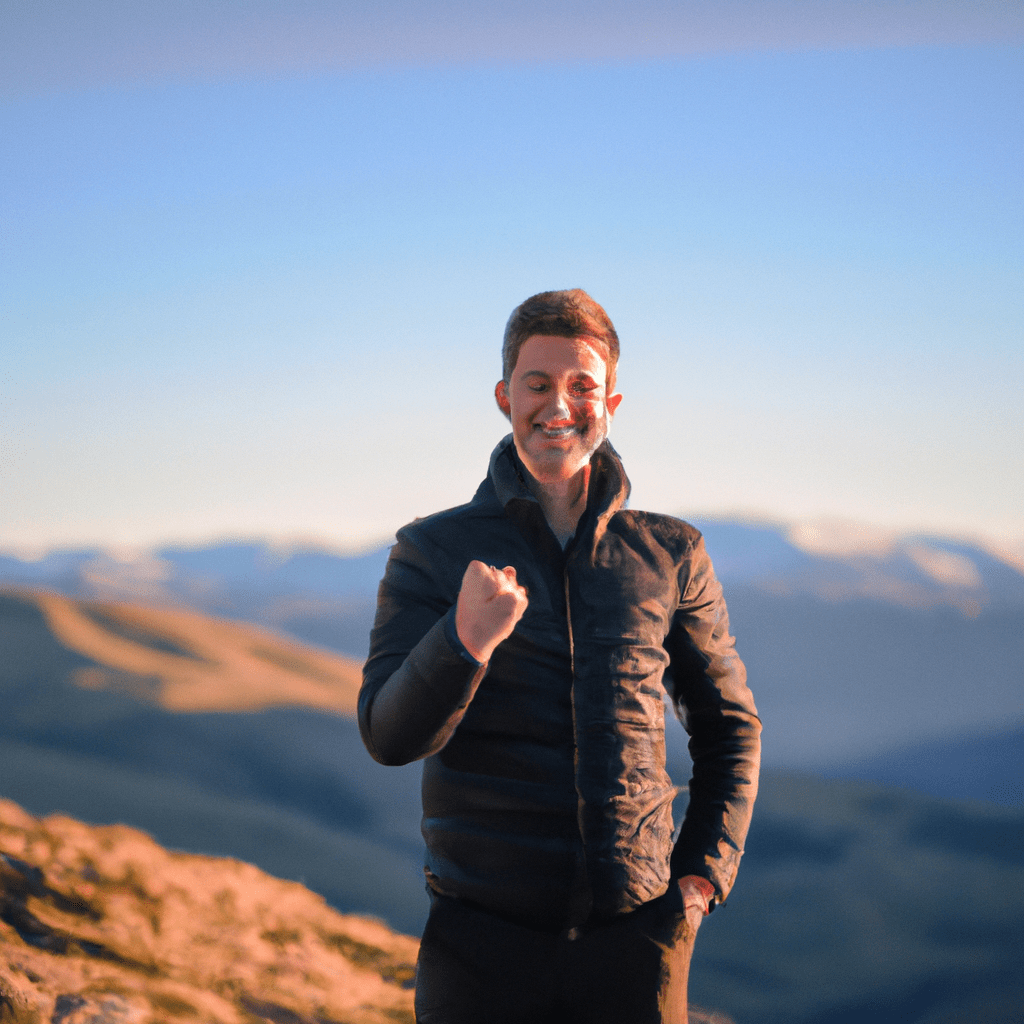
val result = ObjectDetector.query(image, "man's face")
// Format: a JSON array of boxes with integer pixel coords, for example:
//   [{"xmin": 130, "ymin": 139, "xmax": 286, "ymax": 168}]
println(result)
[{"xmin": 495, "ymin": 334, "xmax": 623, "ymax": 486}]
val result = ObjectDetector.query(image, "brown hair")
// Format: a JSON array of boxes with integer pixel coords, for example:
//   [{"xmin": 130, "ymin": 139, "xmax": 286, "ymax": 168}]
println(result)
[{"xmin": 502, "ymin": 289, "xmax": 620, "ymax": 391}]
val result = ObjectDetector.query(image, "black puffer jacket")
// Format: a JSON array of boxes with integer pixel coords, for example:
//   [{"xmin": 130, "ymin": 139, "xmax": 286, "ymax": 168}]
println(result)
[{"xmin": 360, "ymin": 436, "xmax": 760, "ymax": 930}]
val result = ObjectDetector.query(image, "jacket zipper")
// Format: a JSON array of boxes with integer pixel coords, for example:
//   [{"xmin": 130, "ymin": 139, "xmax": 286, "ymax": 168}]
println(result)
[
  {"xmin": 563, "ymin": 569, "xmax": 575, "ymax": 669},
  {"xmin": 564, "ymin": 562, "xmax": 592, "ymax": 935}
]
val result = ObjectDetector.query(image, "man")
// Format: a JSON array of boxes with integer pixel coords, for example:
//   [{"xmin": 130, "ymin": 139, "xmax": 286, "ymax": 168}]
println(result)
[{"xmin": 359, "ymin": 289, "xmax": 760, "ymax": 1024}]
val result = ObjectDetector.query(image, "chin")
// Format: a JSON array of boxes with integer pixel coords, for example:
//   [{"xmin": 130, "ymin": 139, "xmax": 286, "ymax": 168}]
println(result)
[
  {"xmin": 526, "ymin": 456, "xmax": 587, "ymax": 484},
  {"xmin": 516, "ymin": 433, "xmax": 603, "ymax": 485}
]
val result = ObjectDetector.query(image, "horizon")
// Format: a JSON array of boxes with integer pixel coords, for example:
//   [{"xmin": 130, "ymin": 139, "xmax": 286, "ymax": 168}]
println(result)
[{"xmin": 3, "ymin": 510, "xmax": 1023, "ymax": 578}]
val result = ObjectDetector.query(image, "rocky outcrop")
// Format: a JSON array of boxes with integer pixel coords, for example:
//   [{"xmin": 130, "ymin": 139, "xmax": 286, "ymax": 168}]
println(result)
[{"xmin": 0, "ymin": 798, "xmax": 416, "ymax": 1024}]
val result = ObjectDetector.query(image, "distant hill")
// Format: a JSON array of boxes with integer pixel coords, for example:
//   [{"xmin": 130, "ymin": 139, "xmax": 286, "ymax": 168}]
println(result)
[
  {"xmin": 693, "ymin": 772, "xmax": 1024, "ymax": 1024},
  {"xmin": 0, "ymin": 585, "xmax": 362, "ymax": 716},
  {"xmin": 7, "ymin": 520, "xmax": 1021, "ymax": 787},
  {"xmin": 693, "ymin": 516, "xmax": 1024, "ymax": 613},
  {"xmin": 0, "ymin": 541, "xmax": 391, "ymax": 663},
  {"xmin": 820, "ymin": 721, "xmax": 1024, "ymax": 806}
]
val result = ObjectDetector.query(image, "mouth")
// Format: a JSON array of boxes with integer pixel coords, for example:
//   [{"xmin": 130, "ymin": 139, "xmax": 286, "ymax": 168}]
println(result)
[{"xmin": 536, "ymin": 425, "xmax": 577, "ymax": 439}]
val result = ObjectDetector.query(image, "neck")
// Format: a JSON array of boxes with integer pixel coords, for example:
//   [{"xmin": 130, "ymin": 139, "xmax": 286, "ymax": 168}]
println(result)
[{"xmin": 532, "ymin": 465, "xmax": 590, "ymax": 546}]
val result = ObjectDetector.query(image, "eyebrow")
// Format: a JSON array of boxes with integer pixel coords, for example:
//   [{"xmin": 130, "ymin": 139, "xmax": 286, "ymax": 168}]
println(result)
[{"xmin": 519, "ymin": 369, "xmax": 600, "ymax": 381}]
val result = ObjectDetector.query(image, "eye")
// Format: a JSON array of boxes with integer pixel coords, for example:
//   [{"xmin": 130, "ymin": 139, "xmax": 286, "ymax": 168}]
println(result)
[{"xmin": 528, "ymin": 383, "xmax": 548, "ymax": 393}]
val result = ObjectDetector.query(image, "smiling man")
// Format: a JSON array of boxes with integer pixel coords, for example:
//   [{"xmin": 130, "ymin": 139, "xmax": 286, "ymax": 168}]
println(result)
[{"xmin": 359, "ymin": 289, "xmax": 761, "ymax": 1024}]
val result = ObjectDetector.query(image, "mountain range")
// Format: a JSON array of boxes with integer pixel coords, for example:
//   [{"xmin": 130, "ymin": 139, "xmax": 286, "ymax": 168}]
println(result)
[{"xmin": 3, "ymin": 517, "xmax": 1021, "ymax": 799}]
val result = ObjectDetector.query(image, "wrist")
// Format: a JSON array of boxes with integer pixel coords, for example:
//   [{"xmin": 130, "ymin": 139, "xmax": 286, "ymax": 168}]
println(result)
[
  {"xmin": 459, "ymin": 628, "xmax": 493, "ymax": 664},
  {"xmin": 453, "ymin": 608, "xmax": 497, "ymax": 664},
  {"xmin": 444, "ymin": 609, "xmax": 486, "ymax": 666}
]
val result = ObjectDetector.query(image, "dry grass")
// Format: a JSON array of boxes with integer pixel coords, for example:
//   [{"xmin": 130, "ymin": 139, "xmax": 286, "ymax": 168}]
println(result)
[{"xmin": 0, "ymin": 798, "xmax": 416, "ymax": 1024}]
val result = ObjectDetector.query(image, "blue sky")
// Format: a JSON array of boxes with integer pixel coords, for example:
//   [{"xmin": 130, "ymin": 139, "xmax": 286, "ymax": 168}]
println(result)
[{"xmin": 2, "ymin": 2, "xmax": 1022, "ymax": 554}]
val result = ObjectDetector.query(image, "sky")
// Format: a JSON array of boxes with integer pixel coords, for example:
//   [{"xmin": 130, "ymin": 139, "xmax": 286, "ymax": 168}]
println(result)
[{"xmin": 2, "ymin": 1, "xmax": 1022, "ymax": 556}]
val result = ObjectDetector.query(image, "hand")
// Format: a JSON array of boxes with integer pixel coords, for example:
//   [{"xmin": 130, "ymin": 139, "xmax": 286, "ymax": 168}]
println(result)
[{"xmin": 455, "ymin": 560, "xmax": 529, "ymax": 663}]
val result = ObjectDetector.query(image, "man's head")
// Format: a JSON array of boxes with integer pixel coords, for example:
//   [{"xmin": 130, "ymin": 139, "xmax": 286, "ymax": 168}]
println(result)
[
  {"xmin": 495, "ymin": 289, "xmax": 623, "ymax": 486},
  {"xmin": 501, "ymin": 289, "xmax": 620, "ymax": 394}
]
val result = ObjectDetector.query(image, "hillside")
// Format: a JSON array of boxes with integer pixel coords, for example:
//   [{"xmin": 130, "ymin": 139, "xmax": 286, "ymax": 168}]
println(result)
[
  {"xmin": 0, "ymin": 796, "xmax": 419, "ymax": 1024},
  {"xmin": 0, "ymin": 586, "xmax": 362, "ymax": 716}
]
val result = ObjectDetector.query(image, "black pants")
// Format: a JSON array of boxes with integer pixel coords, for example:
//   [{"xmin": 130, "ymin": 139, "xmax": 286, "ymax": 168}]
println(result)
[{"xmin": 415, "ymin": 887, "xmax": 699, "ymax": 1024}]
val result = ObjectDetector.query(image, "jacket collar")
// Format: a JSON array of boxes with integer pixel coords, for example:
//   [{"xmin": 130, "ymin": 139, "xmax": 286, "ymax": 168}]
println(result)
[{"xmin": 486, "ymin": 433, "xmax": 631, "ymax": 523}]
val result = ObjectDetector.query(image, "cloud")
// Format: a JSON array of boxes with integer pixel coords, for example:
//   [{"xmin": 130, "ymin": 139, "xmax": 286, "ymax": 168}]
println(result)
[{"xmin": 4, "ymin": 0, "xmax": 1023, "ymax": 95}]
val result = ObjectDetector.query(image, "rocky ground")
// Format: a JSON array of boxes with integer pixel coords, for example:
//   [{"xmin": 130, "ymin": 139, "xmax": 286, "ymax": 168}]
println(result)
[{"xmin": 0, "ymin": 798, "xmax": 417, "ymax": 1024}]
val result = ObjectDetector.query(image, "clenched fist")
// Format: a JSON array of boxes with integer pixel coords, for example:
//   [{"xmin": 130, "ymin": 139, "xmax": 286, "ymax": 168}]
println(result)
[{"xmin": 455, "ymin": 560, "xmax": 529, "ymax": 663}]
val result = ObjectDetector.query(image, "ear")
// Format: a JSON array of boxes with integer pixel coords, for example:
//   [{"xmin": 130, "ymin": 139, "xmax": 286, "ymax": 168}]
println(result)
[
  {"xmin": 606, "ymin": 391, "xmax": 623, "ymax": 417},
  {"xmin": 495, "ymin": 380, "xmax": 512, "ymax": 420}
]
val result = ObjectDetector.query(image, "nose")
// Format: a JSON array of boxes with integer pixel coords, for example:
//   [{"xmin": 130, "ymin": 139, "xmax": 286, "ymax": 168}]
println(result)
[{"xmin": 546, "ymin": 388, "xmax": 571, "ymax": 422}]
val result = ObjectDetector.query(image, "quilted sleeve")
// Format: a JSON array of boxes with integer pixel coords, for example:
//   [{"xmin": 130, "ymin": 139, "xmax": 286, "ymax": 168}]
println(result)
[
  {"xmin": 663, "ymin": 533, "xmax": 761, "ymax": 905},
  {"xmin": 359, "ymin": 527, "xmax": 488, "ymax": 766}
]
